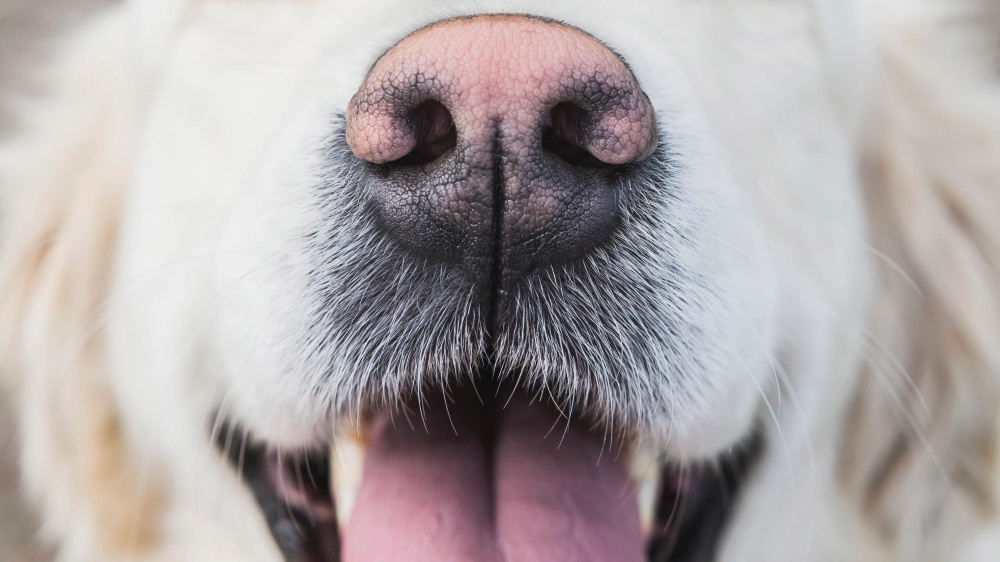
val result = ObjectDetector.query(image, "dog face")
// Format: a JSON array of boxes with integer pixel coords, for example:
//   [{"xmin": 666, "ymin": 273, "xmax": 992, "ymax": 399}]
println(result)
[
  {"xmin": 4, "ymin": 1, "xmax": 1000, "ymax": 561},
  {"xmin": 204, "ymin": 4, "xmax": 784, "ymax": 456},
  {"xmin": 105, "ymin": 1, "xmax": 869, "ymax": 558}
]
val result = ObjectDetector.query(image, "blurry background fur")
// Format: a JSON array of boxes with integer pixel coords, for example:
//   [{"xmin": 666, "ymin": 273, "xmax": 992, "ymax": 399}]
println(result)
[
  {"xmin": 0, "ymin": 2, "xmax": 108, "ymax": 560},
  {"xmin": 0, "ymin": 0, "xmax": 58, "ymax": 553}
]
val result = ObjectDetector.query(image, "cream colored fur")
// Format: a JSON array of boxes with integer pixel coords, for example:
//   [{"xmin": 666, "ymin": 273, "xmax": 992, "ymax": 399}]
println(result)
[{"xmin": 1, "ymin": 1, "xmax": 999, "ymax": 561}]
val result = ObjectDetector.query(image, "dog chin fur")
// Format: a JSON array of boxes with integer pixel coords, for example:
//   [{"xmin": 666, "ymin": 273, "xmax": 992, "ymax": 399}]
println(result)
[{"xmin": 2, "ymin": 0, "xmax": 1000, "ymax": 561}]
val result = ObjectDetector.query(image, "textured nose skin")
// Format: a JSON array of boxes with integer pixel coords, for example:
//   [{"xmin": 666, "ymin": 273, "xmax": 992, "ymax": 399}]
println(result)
[{"xmin": 345, "ymin": 15, "xmax": 657, "ymax": 300}]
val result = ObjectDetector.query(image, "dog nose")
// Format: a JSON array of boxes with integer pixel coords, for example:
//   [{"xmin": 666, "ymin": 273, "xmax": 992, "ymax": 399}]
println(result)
[{"xmin": 346, "ymin": 15, "xmax": 656, "ymax": 296}]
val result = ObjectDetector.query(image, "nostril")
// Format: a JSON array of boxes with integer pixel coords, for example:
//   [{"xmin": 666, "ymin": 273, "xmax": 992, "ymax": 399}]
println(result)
[
  {"xmin": 391, "ymin": 100, "xmax": 457, "ymax": 167},
  {"xmin": 542, "ymin": 102, "xmax": 608, "ymax": 169}
]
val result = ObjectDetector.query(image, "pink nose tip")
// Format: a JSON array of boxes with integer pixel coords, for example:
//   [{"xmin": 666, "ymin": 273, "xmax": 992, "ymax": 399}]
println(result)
[
  {"xmin": 344, "ymin": 15, "xmax": 658, "ymax": 296},
  {"xmin": 346, "ymin": 15, "xmax": 657, "ymax": 165}
]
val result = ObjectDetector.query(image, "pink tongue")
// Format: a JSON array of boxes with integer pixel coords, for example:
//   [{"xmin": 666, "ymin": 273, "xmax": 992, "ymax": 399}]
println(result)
[{"xmin": 342, "ymin": 392, "xmax": 643, "ymax": 562}]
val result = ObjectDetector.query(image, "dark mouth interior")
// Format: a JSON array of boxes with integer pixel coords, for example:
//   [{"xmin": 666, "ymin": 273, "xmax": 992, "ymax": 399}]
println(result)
[{"xmin": 214, "ymin": 376, "xmax": 761, "ymax": 562}]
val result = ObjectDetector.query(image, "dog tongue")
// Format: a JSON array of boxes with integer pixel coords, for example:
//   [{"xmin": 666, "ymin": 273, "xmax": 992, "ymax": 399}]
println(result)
[{"xmin": 342, "ymin": 391, "xmax": 643, "ymax": 562}]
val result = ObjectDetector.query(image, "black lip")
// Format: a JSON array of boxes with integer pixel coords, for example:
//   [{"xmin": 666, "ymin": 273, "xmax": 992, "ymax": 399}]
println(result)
[
  {"xmin": 214, "ymin": 422, "xmax": 340, "ymax": 562},
  {"xmin": 647, "ymin": 431, "xmax": 764, "ymax": 562}
]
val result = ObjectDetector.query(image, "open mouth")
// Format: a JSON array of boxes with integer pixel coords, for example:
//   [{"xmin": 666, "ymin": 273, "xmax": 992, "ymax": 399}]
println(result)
[{"xmin": 214, "ymin": 370, "xmax": 761, "ymax": 562}]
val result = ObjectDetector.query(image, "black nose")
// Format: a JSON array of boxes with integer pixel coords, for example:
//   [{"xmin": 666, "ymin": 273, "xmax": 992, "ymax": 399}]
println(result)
[{"xmin": 345, "ymin": 15, "xmax": 657, "ymax": 303}]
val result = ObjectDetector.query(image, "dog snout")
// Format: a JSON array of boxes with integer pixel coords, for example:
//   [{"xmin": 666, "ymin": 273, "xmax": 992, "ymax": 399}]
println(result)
[{"xmin": 345, "ymin": 15, "xmax": 657, "ymax": 294}]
